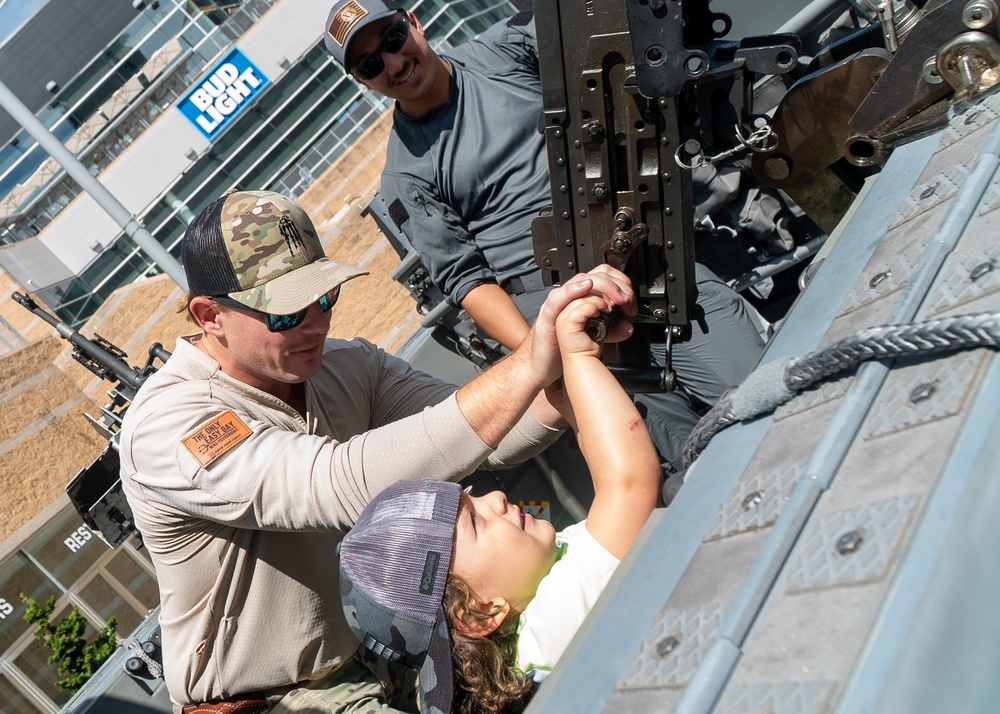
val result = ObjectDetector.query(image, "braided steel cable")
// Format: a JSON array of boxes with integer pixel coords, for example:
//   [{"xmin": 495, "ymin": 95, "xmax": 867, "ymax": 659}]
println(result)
[{"xmin": 683, "ymin": 311, "xmax": 1000, "ymax": 465}]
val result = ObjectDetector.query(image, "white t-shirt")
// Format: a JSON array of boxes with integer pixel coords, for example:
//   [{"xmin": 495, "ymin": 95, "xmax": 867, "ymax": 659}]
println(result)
[{"xmin": 515, "ymin": 522, "xmax": 620, "ymax": 674}]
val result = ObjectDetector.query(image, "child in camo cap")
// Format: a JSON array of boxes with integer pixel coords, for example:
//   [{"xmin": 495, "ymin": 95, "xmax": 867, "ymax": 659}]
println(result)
[{"xmin": 338, "ymin": 292, "xmax": 662, "ymax": 714}]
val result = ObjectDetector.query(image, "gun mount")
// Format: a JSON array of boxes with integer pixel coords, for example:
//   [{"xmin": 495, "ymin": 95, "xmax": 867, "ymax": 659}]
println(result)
[
  {"xmin": 530, "ymin": 0, "xmax": 800, "ymax": 392},
  {"xmin": 753, "ymin": 0, "xmax": 1000, "ymax": 230},
  {"xmin": 13, "ymin": 292, "xmax": 170, "ymax": 548}
]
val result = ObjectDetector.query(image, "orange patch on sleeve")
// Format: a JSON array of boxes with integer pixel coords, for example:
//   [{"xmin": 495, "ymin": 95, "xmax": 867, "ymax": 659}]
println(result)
[{"xmin": 181, "ymin": 409, "xmax": 253, "ymax": 468}]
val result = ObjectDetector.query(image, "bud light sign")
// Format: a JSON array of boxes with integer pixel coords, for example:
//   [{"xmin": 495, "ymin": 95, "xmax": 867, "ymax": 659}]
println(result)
[{"xmin": 178, "ymin": 48, "xmax": 269, "ymax": 139}]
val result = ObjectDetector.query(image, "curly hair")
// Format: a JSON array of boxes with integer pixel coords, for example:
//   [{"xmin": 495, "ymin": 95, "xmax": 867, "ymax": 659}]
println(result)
[{"xmin": 442, "ymin": 574, "xmax": 535, "ymax": 714}]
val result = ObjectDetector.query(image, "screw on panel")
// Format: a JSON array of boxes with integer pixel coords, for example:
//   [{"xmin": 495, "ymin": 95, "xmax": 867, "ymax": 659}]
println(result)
[
  {"xmin": 923, "ymin": 56, "xmax": 944, "ymax": 84},
  {"xmin": 742, "ymin": 491, "xmax": 764, "ymax": 511},
  {"xmin": 963, "ymin": 0, "xmax": 998, "ymax": 29},
  {"xmin": 836, "ymin": 529, "xmax": 864, "ymax": 555},
  {"xmin": 593, "ymin": 183, "xmax": 608, "ymax": 199},
  {"xmin": 764, "ymin": 157, "xmax": 791, "ymax": 181},
  {"xmin": 655, "ymin": 635, "xmax": 681, "ymax": 657},
  {"xmin": 970, "ymin": 260, "xmax": 995, "ymax": 281},
  {"xmin": 869, "ymin": 271, "xmax": 892, "ymax": 289},
  {"xmin": 909, "ymin": 382, "xmax": 937, "ymax": 403}
]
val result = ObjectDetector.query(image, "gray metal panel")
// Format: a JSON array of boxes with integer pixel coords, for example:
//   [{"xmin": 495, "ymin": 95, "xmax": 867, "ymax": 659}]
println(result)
[
  {"xmin": 0, "ymin": 0, "xmax": 137, "ymax": 144},
  {"xmin": 0, "ymin": 234, "xmax": 72, "ymax": 289},
  {"xmin": 525, "ymin": 133, "xmax": 941, "ymax": 714}
]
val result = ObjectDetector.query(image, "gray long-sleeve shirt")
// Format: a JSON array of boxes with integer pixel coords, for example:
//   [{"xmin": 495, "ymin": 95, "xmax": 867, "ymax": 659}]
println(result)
[
  {"xmin": 380, "ymin": 14, "xmax": 548, "ymax": 307},
  {"xmin": 119, "ymin": 335, "xmax": 558, "ymax": 704}
]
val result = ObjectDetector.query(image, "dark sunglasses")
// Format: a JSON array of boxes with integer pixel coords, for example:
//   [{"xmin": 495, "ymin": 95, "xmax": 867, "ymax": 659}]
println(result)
[
  {"xmin": 213, "ymin": 287, "xmax": 340, "ymax": 332},
  {"xmin": 353, "ymin": 15, "xmax": 410, "ymax": 80}
]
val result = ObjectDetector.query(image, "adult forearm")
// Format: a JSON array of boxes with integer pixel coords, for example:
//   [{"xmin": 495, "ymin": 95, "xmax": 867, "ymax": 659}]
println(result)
[
  {"xmin": 455, "ymin": 346, "xmax": 542, "ymax": 448},
  {"xmin": 461, "ymin": 283, "xmax": 531, "ymax": 350}
]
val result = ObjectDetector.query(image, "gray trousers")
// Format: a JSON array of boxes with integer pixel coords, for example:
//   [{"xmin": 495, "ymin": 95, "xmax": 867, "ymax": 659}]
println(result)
[{"xmin": 511, "ymin": 263, "xmax": 764, "ymax": 475}]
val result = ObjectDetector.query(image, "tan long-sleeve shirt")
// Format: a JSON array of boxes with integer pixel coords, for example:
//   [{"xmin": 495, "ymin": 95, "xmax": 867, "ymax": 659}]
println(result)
[{"xmin": 119, "ymin": 335, "xmax": 558, "ymax": 704}]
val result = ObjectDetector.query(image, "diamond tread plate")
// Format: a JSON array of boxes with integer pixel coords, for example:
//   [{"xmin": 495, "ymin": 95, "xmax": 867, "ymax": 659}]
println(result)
[
  {"xmin": 616, "ymin": 602, "xmax": 726, "ymax": 690},
  {"xmin": 864, "ymin": 350, "xmax": 988, "ymax": 438},
  {"xmin": 716, "ymin": 680, "xmax": 838, "ymax": 714},
  {"xmin": 839, "ymin": 238, "xmax": 925, "ymax": 316},
  {"xmin": 888, "ymin": 160, "xmax": 972, "ymax": 229},
  {"xmin": 936, "ymin": 92, "xmax": 1000, "ymax": 149},
  {"xmin": 925, "ymin": 247, "xmax": 1000, "ymax": 315},
  {"xmin": 785, "ymin": 495, "xmax": 917, "ymax": 593},
  {"xmin": 704, "ymin": 463, "xmax": 805, "ymax": 542},
  {"xmin": 774, "ymin": 376, "xmax": 851, "ymax": 420}
]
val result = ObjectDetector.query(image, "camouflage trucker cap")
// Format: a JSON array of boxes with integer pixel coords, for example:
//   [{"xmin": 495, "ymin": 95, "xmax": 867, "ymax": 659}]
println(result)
[
  {"xmin": 182, "ymin": 190, "xmax": 367, "ymax": 315},
  {"xmin": 324, "ymin": 0, "xmax": 401, "ymax": 67},
  {"xmin": 339, "ymin": 479, "xmax": 461, "ymax": 714}
]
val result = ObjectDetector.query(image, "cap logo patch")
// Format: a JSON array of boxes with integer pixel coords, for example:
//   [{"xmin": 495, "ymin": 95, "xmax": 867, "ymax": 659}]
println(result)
[
  {"xmin": 328, "ymin": 0, "xmax": 369, "ymax": 48},
  {"xmin": 278, "ymin": 214, "xmax": 305, "ymax": 253},
  {"xmin": 420, "ymin": 551, "xmax": 440, "ymax": 595}
]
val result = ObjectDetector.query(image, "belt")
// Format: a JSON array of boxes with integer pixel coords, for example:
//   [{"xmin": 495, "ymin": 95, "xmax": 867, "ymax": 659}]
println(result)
[
  {"xmin": 501, "ymin": 276, "xmax": 527, "ymax": 296},
  {"xmin": 181, "ymin": 697, "xmax": 269, "ymax": 714}
]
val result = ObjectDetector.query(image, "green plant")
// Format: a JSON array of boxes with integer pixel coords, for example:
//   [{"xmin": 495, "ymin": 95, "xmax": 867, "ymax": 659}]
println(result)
[{"xmin": 20, "ymin": 594, "xmax": 118, "ymax": 692}]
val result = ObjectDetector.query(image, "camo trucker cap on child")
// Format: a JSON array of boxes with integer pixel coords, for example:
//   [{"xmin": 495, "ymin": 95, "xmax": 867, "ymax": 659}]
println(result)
[
  {"xmin": 324, "ymin": 0, "xmax": 401, "ymax": 67},
  {"xmin": 182, "ymin": 190, "xmax": 367, "ymax": 315},
  {"xmin": 338, "ymin": 479, "xmax": 462, "ymax": 714}
]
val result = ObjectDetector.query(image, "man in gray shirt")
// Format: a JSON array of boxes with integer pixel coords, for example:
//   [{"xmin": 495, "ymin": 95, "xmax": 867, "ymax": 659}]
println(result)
[{"xmin": 324, "ymin": 0, "xmax": 766, "ymax": 475}]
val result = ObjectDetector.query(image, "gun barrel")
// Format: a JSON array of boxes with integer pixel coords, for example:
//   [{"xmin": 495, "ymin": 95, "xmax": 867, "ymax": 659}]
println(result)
[{"xmin": 12, "ymin": 291, "xmax": 146, "ymax": 392}]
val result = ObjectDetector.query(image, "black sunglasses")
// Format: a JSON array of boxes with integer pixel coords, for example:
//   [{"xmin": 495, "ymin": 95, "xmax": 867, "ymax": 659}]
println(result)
[
  {"xmin": 353, "ymin": 15, "xmax": 410, "ymax": 81},
  {"xmin": 213, "ymin": 287, "xmax": 341, "ymax": 332}
]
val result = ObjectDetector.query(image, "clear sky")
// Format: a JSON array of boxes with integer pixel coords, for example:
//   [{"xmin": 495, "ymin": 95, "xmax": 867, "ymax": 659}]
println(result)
[{"xmin": 0, "ymin": 0, "xmax": 49, "ymax": 46}]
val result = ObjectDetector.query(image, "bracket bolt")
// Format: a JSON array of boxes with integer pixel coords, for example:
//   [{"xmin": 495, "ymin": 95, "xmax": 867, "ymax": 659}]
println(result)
[
  {"xmin": 656, "ymin": 635, "xmax": 681, "ymax": 657},
  {"xmin": 836, "ymin": 529, "xmax": 864, "ymax": 555}
]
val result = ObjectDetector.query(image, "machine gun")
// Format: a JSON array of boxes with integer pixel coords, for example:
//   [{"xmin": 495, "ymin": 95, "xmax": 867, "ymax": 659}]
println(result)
[
  {"xmin": 13, "ymin": 292, "xmax": 170, "ymax": 548},
  {"xmin": 530, "ymin": 0, "xmax": 801, "ymax": 393}
]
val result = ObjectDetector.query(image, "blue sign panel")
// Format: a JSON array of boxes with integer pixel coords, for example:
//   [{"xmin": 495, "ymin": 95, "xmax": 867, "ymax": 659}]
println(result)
[{"xmin": 177, "ymin": 47, "xmax": 269, "ymax": 139}]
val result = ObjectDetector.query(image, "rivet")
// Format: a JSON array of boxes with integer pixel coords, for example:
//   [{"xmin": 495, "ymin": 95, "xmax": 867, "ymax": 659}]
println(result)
[
  {"xmin": 577, "ymin": 187, "xmax": 586, "ymax": 195},
  {"xmin": 559, "ymin": 185, "xmax": 568, "ymax": 193},
  {"xmin": 574, "ymin": 140, "xmax": 582, "ymax": 149},
  {"xmin": 554, "ymin": 129, "xmax": 563, "ymax": 139},
  {"xmin": 567, "ymin": 262, "xmax": 575, "ymax": 269},
  {"xmin": 836, "ymin": 529, "xmax": 864, "ymax": 555},
  {"xmin": 580, "ymin": 210, "xmax": 588, "ymax": 217},
  {"xmin": 564, "ymin": 239, "xmax": 572, "ymax": 246},
  {"xmin": 741, "ymin": 491, "xmax": 763, "ymax": 511},
  {"xmin": 576, "ymin": 164, "xmax": 584, "ymax": 172},
  {"xmin": 562, "ymin": 212, "xmax": 570, "ymax": 219},
  {"xmin": 970, "ymin": 260, "xmax": 994, "ymax": 281},
  {"xmin": 669, "ymin": 305, "xmax": 678, "ymax": 313},
  {"xmin": 910, "ymin": 382, "xmax": 936, "ymax": 403},
  {"xmin": 664, "ymin": 207, "xmax": 673, "ymax": 216},
  {"xmin": 869, "ymin": 271, "xmax": 892, "ymax": 289},
  {"xmin": 656, "ymin": 635, "xmax": 681, "ymax": 657},
  {"xmin": 556, "ymin": 158, "xmax": 565, "ymax": 166},
  {"xmin": 665, "ymin": 241, "xmax": 674, "ymax": 249},
  {"xmin": 764, "ymin": 157, "xmax": 791, "ymax": 181}
]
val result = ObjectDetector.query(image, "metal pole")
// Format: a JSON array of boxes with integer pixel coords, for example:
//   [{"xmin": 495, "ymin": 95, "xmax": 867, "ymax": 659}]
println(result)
[{"xmin": 0, "ymin": 79, "xmax": 188, "ymax": 290}]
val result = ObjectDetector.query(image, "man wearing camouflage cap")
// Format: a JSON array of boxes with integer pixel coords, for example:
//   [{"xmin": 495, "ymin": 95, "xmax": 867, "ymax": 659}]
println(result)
[{"xmin": 118, "ymin": 190, "xmax": 636, "ymax": 713}]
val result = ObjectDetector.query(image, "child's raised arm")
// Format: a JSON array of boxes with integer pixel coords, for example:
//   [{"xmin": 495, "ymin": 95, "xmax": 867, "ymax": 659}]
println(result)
[{"xmin": 555, "ymin": 295, "xmax": 661, "ymax": 559}]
